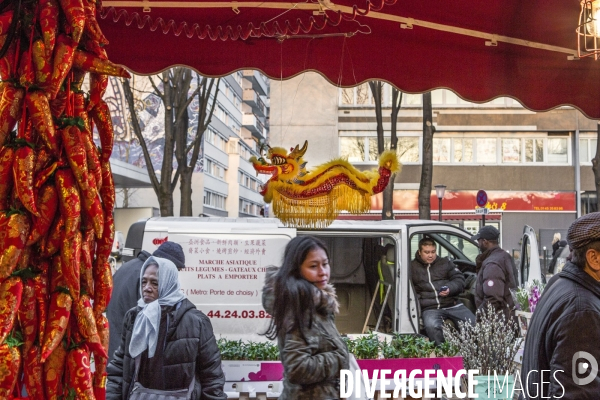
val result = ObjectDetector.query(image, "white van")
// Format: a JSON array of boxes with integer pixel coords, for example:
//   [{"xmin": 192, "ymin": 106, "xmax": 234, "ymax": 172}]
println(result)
[{"xmin": 121, "ymin": 217, "xmax": 541, "ymax": 341}]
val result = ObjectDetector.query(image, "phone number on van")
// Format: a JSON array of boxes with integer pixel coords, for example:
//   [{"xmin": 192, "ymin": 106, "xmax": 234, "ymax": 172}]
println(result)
[{"xmin": 206, "ymin": 310, "xmax": 272, "ymax": 319}]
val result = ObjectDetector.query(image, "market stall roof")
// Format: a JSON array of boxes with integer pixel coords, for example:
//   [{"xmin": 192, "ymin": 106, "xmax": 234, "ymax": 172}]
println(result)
[{"xmin": 99, "ymin": 0, "xmax": 600, "ymax": 118}]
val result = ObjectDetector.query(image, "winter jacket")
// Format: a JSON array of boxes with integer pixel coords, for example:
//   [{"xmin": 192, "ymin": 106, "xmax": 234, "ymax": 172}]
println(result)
[
  {"xmin": 106, "ymin": 250, "xmax": 151, "ymax": 362},
  {"xmin": 106, "ymin": 298, "xmax": 226, "ymax": 400},
  {"xmin": 262, "ymin": 266, "xmax": 349, "ymax": 400},
  {"xmin": 410, "ymin": 253, "xmax": 466, "ymax": 312},
  {"xmin": 474, "ymin": 246, "xmax": 517, "ymax": 322},
  {"xmin": 521, "ymin": 263, "xmax": 600, "ymax": 399}
]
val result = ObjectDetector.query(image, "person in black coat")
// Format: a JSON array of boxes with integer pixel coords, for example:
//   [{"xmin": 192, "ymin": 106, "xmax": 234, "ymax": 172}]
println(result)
[
  {"xmin": 521, "ymin": 213, "xmax": 600, "ymax": 399},
  {"xmin": 106, "ymin": 256, "xmax": 226, "ymax": 400},
  {"xmin": 106, "ymin": 241, "xmax": 186, "ymax": 362},
  {"xmin": 411, "ymin": 237, "xmax": 474, "ymax": 344}
]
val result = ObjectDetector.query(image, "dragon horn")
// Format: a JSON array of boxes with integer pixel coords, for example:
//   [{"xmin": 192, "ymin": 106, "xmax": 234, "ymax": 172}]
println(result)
[{"xmin": 296, "ymin": 140, "xmax": 308, "ymax": 157}]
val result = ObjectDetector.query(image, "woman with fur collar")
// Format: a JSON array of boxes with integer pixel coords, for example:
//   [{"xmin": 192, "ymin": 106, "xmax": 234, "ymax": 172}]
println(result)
[{"xmin": 262, "ymin": 236, "xmax": 349, "ymax": 399}]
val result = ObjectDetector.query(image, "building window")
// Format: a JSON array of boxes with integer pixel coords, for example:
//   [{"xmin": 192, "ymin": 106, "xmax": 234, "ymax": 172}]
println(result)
[
  {"xmin": 239, "ymin": 199, "xmax": 262, "ymax": 216},
  {"xmin": 205, "ymin": 158, "xmax": 225, "ymax": 179},
  {"xmin": 340, "ymin": 137, "xmax": 366, "ymax": 162},
  {"xmin": 547, "ymin": 138, "xmax": 568, "ymax": 164},
  {"xmin": 476, "ymin": 138, "xmax": 497, "ymax": 163},
  {"xmin": 205, "ymin": 128, "xmax": 228, "ymax": 152},
  {"xmin": 525, "ymin": 139, "xmax": 544, "ymax": 163},
  {"xmin": 204, "ymin": 191, "xmax": 226, "ymax": 209},
  {"xmin": 433, "ymin": 138, "xmax": 451, "ymax": 162},
  {"xmin": 453, "ymin": 139, "xmax": 473, "ymax": 162},
  {"xmin": 502, "ymin": 138, "xmax": 521, "ymax": 163},
  {"xmin": 580, "ymin": 138, "xmax": 598, "ymax": 163}
]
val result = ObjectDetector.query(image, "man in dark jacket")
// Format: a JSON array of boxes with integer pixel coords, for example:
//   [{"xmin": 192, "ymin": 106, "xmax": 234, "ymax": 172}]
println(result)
[
  {"xmin": 521, "ymin": 212, "xmax": 600, "ymax": 399},
  {"xmin": 472, "ymin": 225, "xmax": 517, "ymax": 323},
  {"xmin": 411, "ymin": 237, "xmax": 474, "ymax": 344},
  {"xmin": 106, "ymin": 257, "xmax": 226, "ymax": 400},
  {"xmin": 106, "ymin": 241, "xmax": 186, "ymax": 361}
]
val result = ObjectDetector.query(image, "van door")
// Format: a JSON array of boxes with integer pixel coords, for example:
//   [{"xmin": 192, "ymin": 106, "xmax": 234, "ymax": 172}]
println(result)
[
  {"xmin": 163, "ymin": 226, "xmax": 296, "ymax": 341},
  {"xmin": 520, "ymin": 225, "xmax": 542, "ymax": 286},
  {"xmin": 405, "ymin": 224, "xmax": 479, "ymax": 335}
]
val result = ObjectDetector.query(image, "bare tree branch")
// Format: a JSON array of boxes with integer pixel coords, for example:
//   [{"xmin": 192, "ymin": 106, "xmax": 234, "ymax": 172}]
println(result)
[{"xmin": 148, "ymin": 76, "xmax": 164, "ymax": 100}]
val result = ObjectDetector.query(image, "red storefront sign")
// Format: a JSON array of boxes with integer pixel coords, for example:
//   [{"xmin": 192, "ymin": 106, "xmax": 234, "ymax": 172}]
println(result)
[{"xmin": 371, "ymin": 191, "xmax": 576, "ymax": 212}]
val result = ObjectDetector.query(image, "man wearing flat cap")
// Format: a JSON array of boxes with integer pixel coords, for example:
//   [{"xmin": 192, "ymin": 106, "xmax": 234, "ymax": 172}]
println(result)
[
  {"xmin": 521, "ymin": 213, "xmax": 600, "ymax": 399},
  {"xmin": 472, "ymin": 225, "xmax": 518, "ymax": 323}
]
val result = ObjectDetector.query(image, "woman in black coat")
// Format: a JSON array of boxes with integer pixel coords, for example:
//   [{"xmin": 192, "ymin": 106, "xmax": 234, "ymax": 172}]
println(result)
[{"xmin": 106, "ymin": 256, "xmax": 226, "ymax": 400}]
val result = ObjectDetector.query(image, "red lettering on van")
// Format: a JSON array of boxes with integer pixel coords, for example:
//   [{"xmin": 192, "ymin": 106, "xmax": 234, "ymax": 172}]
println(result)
[{"xmin": 153, "ymin": 236, "xmax": 168, "ymax": 245}]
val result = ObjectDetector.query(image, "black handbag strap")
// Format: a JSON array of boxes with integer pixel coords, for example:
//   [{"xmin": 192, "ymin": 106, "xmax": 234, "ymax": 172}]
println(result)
[{"xmin": 131, "ymin": 355, "xmax": 196, "ymax": 399}]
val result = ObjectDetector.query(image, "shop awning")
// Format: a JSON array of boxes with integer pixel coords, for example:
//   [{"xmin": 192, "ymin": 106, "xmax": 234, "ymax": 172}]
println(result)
[{"xmin": 99, "ymin": 0, "xmax": 600, "ymax": 118}]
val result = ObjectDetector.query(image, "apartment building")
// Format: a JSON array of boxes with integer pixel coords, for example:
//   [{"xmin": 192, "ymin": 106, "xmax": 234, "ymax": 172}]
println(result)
[
  {"xmin": 270, "ymin": 72, "xmax": 596, "ymax": 253},
  {"xmin": 107, "ymin": 70, "xmax": 269, "ymax": 219}
]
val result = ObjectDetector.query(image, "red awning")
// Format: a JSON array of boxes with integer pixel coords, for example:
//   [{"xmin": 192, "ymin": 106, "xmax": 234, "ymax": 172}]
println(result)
[{"xmin": 99, "ymin": 0, "xmax": 600, "ymax": 118}]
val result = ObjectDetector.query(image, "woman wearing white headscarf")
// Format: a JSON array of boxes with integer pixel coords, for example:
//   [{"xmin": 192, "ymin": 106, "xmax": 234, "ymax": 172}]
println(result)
[{"xmin": 106, "ymin": 256, "xmax": 226, "ymax": 400}]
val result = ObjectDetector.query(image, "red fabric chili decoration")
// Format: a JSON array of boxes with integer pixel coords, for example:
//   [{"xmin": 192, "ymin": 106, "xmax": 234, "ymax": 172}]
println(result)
[
  {"xmin": 0, "ymin": 212, "xmax": 31, "ymax": 280},
  {"xmin": 39, "ymin": 0, "xmax": 60, "ymax": 59},
  {"xmin": 13, "ymin": 142, "xmax": 40, "ymax": 216},
  {"xmin": 27, "ymin": 183, "xmax": 58, "ymax": 246},
  {"xmin": 90, "ymin": 100, "xmax": 113, "ymax": 162},
  {"xmin": 99, "ymin": 158, "xmax": 115, "ymax": 213},
  {"xmin": 49, "ymin": 89, "xmax": 68, "ymax": 118},
  {"xmin": 18, "ymin": 278, "xmax": 38, "ymax": 354},
  {"xmin": 32, "ymin": 38, "xmax": 53, "ymax": 88},
  {"xmin": 0, "ymin": 85, "xmax": 25, "ymax": 146},
  {"xmin": 87, "ymin": 73, "xmax": 108, "ymax": 111},
  {"xmin": 61, "ymin": 229, "xmax": 81, "ymax": 300},
  {"xmin": 0, "ymin": 276, "xmax": 23, "ymax": 344},
  {"xmin": 0, "ymin": 146, "xmax": 15, "ymax": 210},
  {"xmin": 80, "ymin": 227, "xmax": 94, "ymax": 297},
  {"xmin": 55, "ymin": 168, "xmax": 81, "ymax": 239},
  {"xmin": 0, "ymin": 342, "xmax": 21, "ymax": 398},
  {"xmin": 72, "ymin": 49, "xmax": 130, "ymax": 78},
  {"xmin": 74, "ymin": 294, "xmax": 108, "ymax": 358},
  {"xmin": 67, "ymin": 346, "xmax": 96, "ymax": 399},
  {"xmin": 40, "ymin": 216, "xmax": 64, "ymax": 258},
  {"xmin": 23, "ymin": 344, "xmax": 44, "ymax": 400},
  {"xmin": 92, "ymin": 259, "xmax": 112, "ymax": 315},
  {"xmin": 26, "ymin": 90, "xmax": 60, "ymax": 156},
  {"xmin": 59, "ymin": 0, "xmax": 86, "ymax": 43},
  {"xmin": 18, "ymin": 48, "xmax": 35, "ymax": 88},
  {"xmin": 33, "ymin": 271, "xmax": 48, "ymax": 345},
  {"xmin": 43, "ymin": 340, "xmax": 67, "ymax": 399},
  {"xmin": 47, "ymin": 34, "xmax": 76, "ymax": 99},
  {"xmin": 41, "ymin": 290, "xmax": 72, "ymax": 362}
]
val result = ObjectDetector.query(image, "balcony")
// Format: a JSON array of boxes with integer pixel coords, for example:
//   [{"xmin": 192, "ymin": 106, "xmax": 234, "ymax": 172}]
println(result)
[
  {"xmin": 242, "ymin": 70, "xmax": 268, "ymax": 96},
  {"xmin": 242, "ymin": 89, "xmax": 267, "ymax": 117},
  {"xmin": 242, "ymin": 113, "xmax": 266, "ymax": 140}
]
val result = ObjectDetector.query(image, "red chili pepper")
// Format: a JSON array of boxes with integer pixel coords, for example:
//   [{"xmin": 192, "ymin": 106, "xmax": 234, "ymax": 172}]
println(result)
[
  {"xmin": 0, "ymin": 342, "xmax": 21, "ymax": 398},
  {"xmin": 0, "ymin": 276, "xmax": 23, "ymax": 344},
  {"xmin": 49, "ymin": 89, "xmax": 68, "ymax": 118},
  {"xmin": 59, "ymin": 0, "xmax": 86, "ymax": 43},
  {"xmin": 74, "ymin": 294, "xmax": 108, "ymax": 359},
  {"xmin": 0, "ymin": 146, "xmax": 15, "ymax": 210},
  {"xmin": 18, "ymin": 47, "xmax": 35, "ymax": 88},
  {"xmin": 83, "ymin": 0, "xmax": 108, "ymax": 45},
  {"xmin": 0, "ymin": 41, "xmax": 16, "ymax": 81},
  {"xmin": 33, "ymin": 271, "xmax": 49, "ymax": 345},
  {"xmin": 61, "ymin": 229, "xmax": 81, "ymax": 300},
  {"xmin": 15, "ymin": 245, "xmax": 32, "ymax": 273},
  {"xmin": 90, "ymin": 100, "xmax": 113, "ymax": 162},
  {"xmin": 39, "ymin": 0, "xmax": 60, "ymax": 59},
  {"xmin": 99, "ymin": 158, "xmax": 115, "ymax": 213},
  {"xmin": 87, "ymin": 73, "xmax": 108, "ymax": 112},
  {"xmin": 49, "ymin": 254, "xmax": 66, "ymax": 295},
  {"xmin": 43, "ymin": 339, "xmax": 67, "ymax": 399},
  {"xmin": 27, "ymin": 183, "xmax": 58, "ymax": 245},
  {"xmin": 34, "ymin": 146, "xmax": 52, "ymax": 173},
  {"xmin": 55, "ymin": 168, "xmax": 81, "ymax": 239},
  {"xmin": 27, "ymin": 90, "xmax": 60, "ymax": 156},
  {"xmin": 61, "ymin": 125, "xmax": 104, "ymax": 238},
  {"xmin": 74, "ymin": 92, "xmax": 92, "ymax": 136},
  {"xmin": 32, "ymin": 38, "xmax": 53, "ymax": 88},
  {"xmin": 40, "ymin": 216, "xmax": 64, "ymax": 258},
  {"xmin": 0, "ymin": 212, "xmax": 31, "ymax": 280},
  {"xmin": 23, "ymin": 344, "xmax": 44, "ymax": 399},
  {"xmin": 41, "ymin": 290, "xmax": 72, "ymax": 362},
  {"xmin": 66, "ymin": 346, "xmax": 96, "ymax": 399},
  {"xmin": 13, "ymin": 143, "xmax": 40, "ymax": 216},
  {"xmin": 34, "ymin": 160, "xmax": 58, "ymax": 190},
  {"xmin": 81, "ymin": 131, "xmax": 102, "ymax": 191},
  {"xmin": 18, "ymin": 278, "xmax": 38, "ymax": 354},
  {"xmin": 0, "ymin": 85, "xmax": 25, "ymax": 146},
  {"xmin": 47, "ymin": 34, "xmax": 76, "ymax": 99},
  {"xmin": 92, "ymin": 259, "xmax": 113, "ymax": 315},
  {"xmin": 72, "ymin": 49, "xmax": 130, "ymax": 78},
  {"xmin": 80, "ymin": 228, "xmax": 94, "ymax": 297},
  {"xmin": 0, "ymin": 10, "xmax": 13, "ymax": 36},
  {"xmin": 93, "ymin": 315, "xmax": 109, "ymax": 399}
]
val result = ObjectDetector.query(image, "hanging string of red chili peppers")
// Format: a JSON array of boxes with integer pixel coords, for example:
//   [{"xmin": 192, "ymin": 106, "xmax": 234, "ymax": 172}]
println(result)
[{"xmin": 0, "ymin": 0, "xmax": 130, "ymax": 399}]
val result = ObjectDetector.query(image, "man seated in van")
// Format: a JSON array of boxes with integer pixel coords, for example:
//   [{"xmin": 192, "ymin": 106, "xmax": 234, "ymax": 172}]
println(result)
[{"xmin": 411, "ymin": 237, "xmax": 475, "ymax": 344}]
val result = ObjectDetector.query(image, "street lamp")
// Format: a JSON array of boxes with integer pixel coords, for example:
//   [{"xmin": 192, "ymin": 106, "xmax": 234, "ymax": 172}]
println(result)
[{"xmin": 435, "ymin": 184, "xmax": 447, "ymax": 222}]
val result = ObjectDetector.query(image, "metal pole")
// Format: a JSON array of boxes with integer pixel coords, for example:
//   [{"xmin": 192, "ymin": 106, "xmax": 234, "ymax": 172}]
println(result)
[
  {"xmin": 482, "ymin": 213, "xmax": 486, "ymax": 227},
  {"xmin": 574, "ymin": 112, "xmax": 581, "ymax": 218},
  {"xmin": 438, "ymin": 198, "xmax": 442, "ymax": 221}
]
